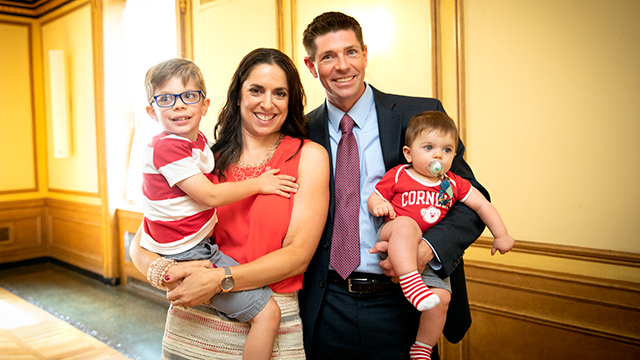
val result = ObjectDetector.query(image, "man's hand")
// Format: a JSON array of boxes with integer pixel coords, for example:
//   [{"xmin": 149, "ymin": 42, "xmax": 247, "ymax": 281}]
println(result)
[{"xmin": 416, "ymin": 240, "xmax": 435, "ymax": 273}]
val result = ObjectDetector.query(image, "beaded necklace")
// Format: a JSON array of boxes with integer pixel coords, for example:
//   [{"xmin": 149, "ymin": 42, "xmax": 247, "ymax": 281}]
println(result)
[{"xmin": 232, "ymin": 133, "xmax": 284, "ymax": 181}]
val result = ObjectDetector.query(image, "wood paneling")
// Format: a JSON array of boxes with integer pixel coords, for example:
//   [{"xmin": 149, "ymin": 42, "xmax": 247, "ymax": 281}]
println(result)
[
  {"xmin": 116, "ymin": 208, "xmax": 144, "ymax": 285},
  {"xmin": 440, "ymin": 261, "xmax": 640, "ymax": 359},
  {"xmin": 45, "ymin": 198, "xmax": 103, "ymax": 275},
  {"xmin": 116, "ymin": 208, "xmax": 165, "ymax": 298},
  {"xmin": 0, "ymin": 199, "xmax": 45, "ymax": 263}
]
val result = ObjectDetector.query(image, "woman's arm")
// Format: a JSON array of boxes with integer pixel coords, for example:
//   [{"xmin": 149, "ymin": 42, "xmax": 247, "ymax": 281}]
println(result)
[
  {"xmin": 167, "ymin": 141, "xmax": 330, "ymax": 307},
  {"xmin": 128, "ymin": 224, "xmax": 214, "ymax": 292},
  {"xmin": 129, "ymin": 225, "xmax": 160, "ymax": 275}
]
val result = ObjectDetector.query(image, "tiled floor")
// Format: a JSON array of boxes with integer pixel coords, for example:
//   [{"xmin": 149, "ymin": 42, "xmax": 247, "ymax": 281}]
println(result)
[
  {"xmin": 0, "ymin": 287, "xmax": 130, "ymax": 359},
  {"xmin": 0, "ymin": 263, "xmax": 168, "ymax": 360}
]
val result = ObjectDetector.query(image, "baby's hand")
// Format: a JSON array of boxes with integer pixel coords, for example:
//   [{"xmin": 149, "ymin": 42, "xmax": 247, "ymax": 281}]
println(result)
[
  {"xmin": 257, "ymin": 168, "xmax": 298, "ymax": 198},
  {"xmin": 372, "ymin": 202, "xmax": 396, "ymax": 219},
  {"xmin": 491, "ymin": 235, "xmax": 515, "ymax": 255}
]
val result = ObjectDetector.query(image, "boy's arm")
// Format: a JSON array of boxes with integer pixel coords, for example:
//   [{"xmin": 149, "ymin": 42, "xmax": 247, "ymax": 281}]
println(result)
[
  {"xmin": 176, "ymin": 169, "xmax": 297, "ymax": 208},
  {"xmin": 463, "ymin": 188, "xmax": 515, "ymax": 255}
]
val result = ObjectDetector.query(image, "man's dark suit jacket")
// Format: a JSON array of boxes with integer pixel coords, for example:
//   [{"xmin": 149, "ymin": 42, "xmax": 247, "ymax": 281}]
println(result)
[{"xmin": 299, "ymin": 85, "xmax": 488, "ymax": 352}]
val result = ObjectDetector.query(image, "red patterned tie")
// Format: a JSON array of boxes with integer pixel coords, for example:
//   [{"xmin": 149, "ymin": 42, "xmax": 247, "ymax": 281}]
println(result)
[{"xmin": 330, "ymin": 114, "xmax": 361, "ymax": 279}]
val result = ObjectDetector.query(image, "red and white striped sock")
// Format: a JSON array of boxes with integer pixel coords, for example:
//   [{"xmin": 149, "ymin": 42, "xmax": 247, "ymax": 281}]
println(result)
[
  {"xmin": 398, "ymin": 271, "xmax": 440, "ymax": 311},
  {"xmin": 409, "ymin": 341, "xmax": 433, "ymax": 360}
]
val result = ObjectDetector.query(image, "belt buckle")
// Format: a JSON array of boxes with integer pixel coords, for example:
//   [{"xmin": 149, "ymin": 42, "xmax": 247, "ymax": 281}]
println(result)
[{"xmin": 347, "ymin": 278, "xmax": 370, "ymax": 293}]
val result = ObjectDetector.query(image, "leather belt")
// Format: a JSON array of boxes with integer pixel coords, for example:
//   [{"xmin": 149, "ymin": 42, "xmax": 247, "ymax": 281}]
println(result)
[{"xmin": 327, "ymin": 270, "xmax": 396, "ymax": 294}]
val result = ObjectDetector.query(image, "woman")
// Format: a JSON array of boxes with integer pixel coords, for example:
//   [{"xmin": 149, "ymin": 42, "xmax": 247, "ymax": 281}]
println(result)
[{"xmin": 129, "ymin": 48, "xmax": 330, "ymax": 359}]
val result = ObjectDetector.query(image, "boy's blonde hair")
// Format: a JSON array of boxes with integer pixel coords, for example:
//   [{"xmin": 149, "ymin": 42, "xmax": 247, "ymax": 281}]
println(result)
[
  {"xmin": 144, "ymin": 58, "xmax": 207, "ymax": 103},
  {"xmin": 405, "ymin": 111, "xmax": 459, "ymax": 151}
]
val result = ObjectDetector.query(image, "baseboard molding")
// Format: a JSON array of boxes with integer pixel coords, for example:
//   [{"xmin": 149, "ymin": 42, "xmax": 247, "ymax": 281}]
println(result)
[
  {"xmin": 0, "ymin": 256, "xmax": 119, "ymax": 286},
  {"xmin": 0, "ymin": 256, "xmax": 50, "ymax": 271}
]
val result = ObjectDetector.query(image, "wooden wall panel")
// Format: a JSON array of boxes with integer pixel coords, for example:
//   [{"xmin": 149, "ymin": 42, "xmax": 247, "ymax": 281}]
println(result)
[
  {"xmin": 116, "ymin": 208, "xmax": 144, "ymax": 285},
  {"xmin": 0, "ymin": 199, "xmax": 46, "ymax": 262},
  {"xmin": 116, "ymin": 208, "xmax": 164, "ymax": 298},
  {"xmin": 45, "ymin": 199, "xmax": 103, "ymax": 275},
  {"xmin": 0, "ymin": 20, "xmax": 37, "ymax": 194},
  {"xmin": 0, "ymin": 198, "xmax": 106, "ymax": 280},
  {"xmin": 465, "ymin": 310, "xmax": 639, "ymax": 359},
  {"xmin": 441, "ymin": 261, "xmax": 640, "ymax": 359}
]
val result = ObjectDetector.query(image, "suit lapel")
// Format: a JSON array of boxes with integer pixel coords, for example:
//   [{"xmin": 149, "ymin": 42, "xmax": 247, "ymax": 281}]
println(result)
[
  {"xmin": 371, "ymin": 86, "xmax": 403, "ymax": 171},
  {"xmin": 307, "ymin": 103, "xmax": 332, "ymax": 160},
  {"xmin": 307, "ymin": 103, "xmax": 336, "ymax": 229}
]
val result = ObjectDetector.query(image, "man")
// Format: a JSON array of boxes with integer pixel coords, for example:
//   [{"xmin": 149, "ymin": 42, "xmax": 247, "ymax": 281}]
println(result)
[{"xmin": 298, "ymin": 11, "xmax": 488, "ymax": 359}]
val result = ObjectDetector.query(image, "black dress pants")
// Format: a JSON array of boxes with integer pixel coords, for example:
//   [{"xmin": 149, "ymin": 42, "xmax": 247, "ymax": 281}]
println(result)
[{"xmin": 310, "ymin": 282, "xmax": 439, "ymax": 360}]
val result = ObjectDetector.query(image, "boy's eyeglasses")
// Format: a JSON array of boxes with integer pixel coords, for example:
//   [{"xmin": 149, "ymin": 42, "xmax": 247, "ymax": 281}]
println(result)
[{"xmin": 151, "ymin": 90, "xmax": 203, "ymax": 108}]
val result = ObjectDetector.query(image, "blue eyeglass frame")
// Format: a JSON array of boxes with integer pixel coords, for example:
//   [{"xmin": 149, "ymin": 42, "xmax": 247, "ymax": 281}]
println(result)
[{"xmin": 151, "ymin": 90, "xmax": 204, "ymax": 108}]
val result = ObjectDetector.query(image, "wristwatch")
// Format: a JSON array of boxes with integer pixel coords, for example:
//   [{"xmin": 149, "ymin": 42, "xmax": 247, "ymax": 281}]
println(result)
[{"xmin": 219, "ymin": 267, "xmax": 235, "ymax": 292}]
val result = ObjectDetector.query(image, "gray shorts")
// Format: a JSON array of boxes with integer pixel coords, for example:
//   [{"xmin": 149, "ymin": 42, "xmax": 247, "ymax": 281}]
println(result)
[
  {"xmin": 165, "ymin": 239, "xmax": 272, "ymax": 323},
  {"xmin": 376, "ymin": 223, "xmax": 452, "ymax": 292}
]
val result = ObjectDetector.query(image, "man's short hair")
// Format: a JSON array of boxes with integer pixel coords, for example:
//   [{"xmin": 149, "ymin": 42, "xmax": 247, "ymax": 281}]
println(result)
[{"xmin": 302, "ymin": 11, "xmax": 364, "ymax": 62}]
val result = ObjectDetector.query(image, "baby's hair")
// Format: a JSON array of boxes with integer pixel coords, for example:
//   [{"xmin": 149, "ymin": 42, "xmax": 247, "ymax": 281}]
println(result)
[
  {"xmin": 144, "ymin": 58, "xmax": 206, "ymax": 103},
  {"xmin": 405, "ymin": 111, "xmax": 459, "ymax": 151}
]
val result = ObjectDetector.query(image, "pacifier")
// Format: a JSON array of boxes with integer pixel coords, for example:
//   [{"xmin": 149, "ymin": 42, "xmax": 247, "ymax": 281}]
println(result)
[{"xmin": 428, "ymin": 161, "xmax": 445, "ymax": 177}]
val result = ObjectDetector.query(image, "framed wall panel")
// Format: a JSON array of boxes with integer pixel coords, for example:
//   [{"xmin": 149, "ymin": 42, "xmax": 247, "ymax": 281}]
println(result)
[
  {"xmin": 41, "ymin": 2, "xmax": 99, "ymax": 195},
  {"xmin": 0, "ymin": 21, "xmax": 37, "ymax": 194}
]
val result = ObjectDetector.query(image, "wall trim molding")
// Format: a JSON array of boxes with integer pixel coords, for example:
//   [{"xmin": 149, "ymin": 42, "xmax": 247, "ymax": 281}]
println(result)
[
  {"xmin": 474, "ymin": 237, "xmax": 640, "ymax": 268},
  {"xmin": 47, "ymin": 188, "xmax": 100, "ymax": 197},
  {"xmin": 0, "ymin": 0, "xmax": 73, "ymax": 18},
  {"xmin": 38, "ymin": 0, "xmax": 88, "ymax": 25},
  {"xmin": 432, "ymin": 0, "xmax": 466, "ymax": 145},
  {"xmin": 0, "ymin": 198, "xmax": 45, "ymax": 210}
]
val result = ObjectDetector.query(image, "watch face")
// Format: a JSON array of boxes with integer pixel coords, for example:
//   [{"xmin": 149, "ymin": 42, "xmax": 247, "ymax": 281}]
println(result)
[{"xmin": 221, "ymin": 276, "xmax": 235, "ymax": 291}]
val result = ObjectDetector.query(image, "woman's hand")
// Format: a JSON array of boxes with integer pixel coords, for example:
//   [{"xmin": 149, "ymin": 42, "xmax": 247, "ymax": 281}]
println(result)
[
  {"xmin": 163, "ymin": 260, "xmax": 214, "ymax": 292},
  {"xmin": 166, "ymin": 266, "xmax": 225, "ymax": 308}
]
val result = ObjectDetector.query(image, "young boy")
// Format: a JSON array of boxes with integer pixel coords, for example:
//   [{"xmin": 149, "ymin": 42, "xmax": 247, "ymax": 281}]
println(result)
[
  {"xmin": 368, "ymin": 111, "xmax": 514, "ymax": 359},
  {"xmin": 141, "ymin": 58, "xmax": 296, "ymax": 360}
]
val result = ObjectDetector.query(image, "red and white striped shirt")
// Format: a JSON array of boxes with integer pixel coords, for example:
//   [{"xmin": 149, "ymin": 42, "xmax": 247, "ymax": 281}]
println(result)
[{"xmin": 141, "ymin": 131, "xmax": 217, "ymax": 255}]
